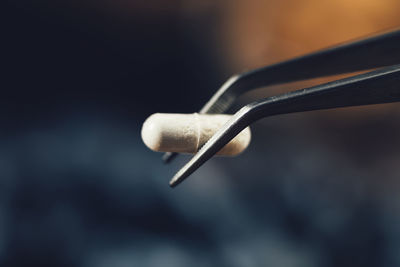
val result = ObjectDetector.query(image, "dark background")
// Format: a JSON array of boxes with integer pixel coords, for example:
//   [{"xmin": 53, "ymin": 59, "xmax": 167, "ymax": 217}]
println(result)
[{"xmin": 2, "ymin": 1, "xmax": 400, "ymax": 266}]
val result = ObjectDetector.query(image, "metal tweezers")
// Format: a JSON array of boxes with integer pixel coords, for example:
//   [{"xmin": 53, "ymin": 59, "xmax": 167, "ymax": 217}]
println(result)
[{"xmin": 166, "ymin": 29, "xmax": 400, "ymax": 188}]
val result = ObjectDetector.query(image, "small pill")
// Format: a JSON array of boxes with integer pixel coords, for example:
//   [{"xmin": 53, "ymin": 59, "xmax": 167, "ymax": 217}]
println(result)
[{"xmin": 141, "ymin": 113, "xmax": 251, "ymax": 156}]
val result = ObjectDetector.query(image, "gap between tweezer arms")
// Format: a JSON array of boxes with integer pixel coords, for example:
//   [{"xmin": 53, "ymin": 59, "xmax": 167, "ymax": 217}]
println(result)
[
  {"xmin": 170, "ymin": 64, "xmax": 400, "ymax": 187},
  {"xmin": 163, "ymin": 29, "xmax": 400, "ymax": 163}
]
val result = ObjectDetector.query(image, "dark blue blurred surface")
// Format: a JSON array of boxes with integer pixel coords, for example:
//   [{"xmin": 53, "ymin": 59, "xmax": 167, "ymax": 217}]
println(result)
[{"xmin": 3, "ymin": 1, "xmax": 400, "ymax": 266}]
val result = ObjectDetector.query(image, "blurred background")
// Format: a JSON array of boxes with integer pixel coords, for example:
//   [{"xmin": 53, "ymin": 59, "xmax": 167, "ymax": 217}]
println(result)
[{"xmin": 3, "ymin": 0, "xmax": 400, "ymax": 266}]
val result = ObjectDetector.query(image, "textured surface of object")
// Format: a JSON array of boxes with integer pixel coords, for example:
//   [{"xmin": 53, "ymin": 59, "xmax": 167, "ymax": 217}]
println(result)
[{"xmin": 142, "ymin": 113, "xmax": 251, "ymax": 155}]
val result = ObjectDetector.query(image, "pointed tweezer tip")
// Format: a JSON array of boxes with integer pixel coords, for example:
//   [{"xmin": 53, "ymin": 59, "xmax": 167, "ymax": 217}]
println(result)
[
  {"xmin": 169, "ymin": 166, "xmax": 190, "ymax": 188},
  {"xmin": 169, "ymin": 179, "xmax": 176, "ymax": 188},
  {"xmin": 169, "ymin": 171, "xmax": 184, "ymax": 188}
]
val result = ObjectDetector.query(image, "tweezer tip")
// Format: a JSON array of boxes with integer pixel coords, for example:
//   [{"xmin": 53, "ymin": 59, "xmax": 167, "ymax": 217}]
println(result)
[
  {"xmin": 169, "ymin": 178, "xmax": 179, "ymax": 188},
  {"xmin": 169, "ymin": 174, "xmax": 181, "ymax": 188},
  {"xmin": 169, "ymin": 180, "xmax": 176, "ymax": 188},
  {"xmin": 169, "ymin": 168, "xmax": 187, "ymax": 188},
  {"xmin": 162, "ymin": 152, "xmax": 176, "ymax": 164}
]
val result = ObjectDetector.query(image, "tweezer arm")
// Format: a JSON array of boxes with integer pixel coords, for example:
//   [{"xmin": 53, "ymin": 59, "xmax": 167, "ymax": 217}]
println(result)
[
  {"xmin": 230, "ymin": 30, "xmax": 400, "ymax": 95},
  {"xmin": 249, "ymin": 64, "xmax": 400, "ymax": 120},
  {"xmin": 170, "ymin": 64, "xmax": 400, "ymax": 187}
]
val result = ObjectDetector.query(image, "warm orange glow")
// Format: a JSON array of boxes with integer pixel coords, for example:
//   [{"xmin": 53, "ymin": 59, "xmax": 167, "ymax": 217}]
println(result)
[{"xmin": 220, "ymin": 0, "xmax": 400, "ymax": 70}]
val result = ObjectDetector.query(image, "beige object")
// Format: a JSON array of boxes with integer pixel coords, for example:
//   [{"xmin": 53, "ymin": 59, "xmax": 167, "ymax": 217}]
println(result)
[{"xmin": 141, "ymin": 113, "xmax": 251, "ymax": 156}]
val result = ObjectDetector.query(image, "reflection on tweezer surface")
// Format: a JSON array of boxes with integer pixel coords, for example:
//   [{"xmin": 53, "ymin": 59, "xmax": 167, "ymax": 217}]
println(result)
[
  {"xmin": 170, "ymin": 64, "xmax": 400, "ymax": 187},
  {"xmin": 163, "ymin": 29, "xmax": 400, "ymax": 163}
]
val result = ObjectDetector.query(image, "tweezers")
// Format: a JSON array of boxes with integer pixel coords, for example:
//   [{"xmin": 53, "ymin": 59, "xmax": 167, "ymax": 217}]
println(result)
[
  {"xmin": 164, "ymin": 29, "xmax": 400, "ymax": 164},
  {"xmin": 166, "ymin": 29, "xmax": 400, "ymax": 187}
]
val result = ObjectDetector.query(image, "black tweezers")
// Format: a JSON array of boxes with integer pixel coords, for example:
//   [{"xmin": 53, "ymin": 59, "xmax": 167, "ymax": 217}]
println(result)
[{"xmin": 167, "ymin": 29, "xmax": 400, "ymax": 188}]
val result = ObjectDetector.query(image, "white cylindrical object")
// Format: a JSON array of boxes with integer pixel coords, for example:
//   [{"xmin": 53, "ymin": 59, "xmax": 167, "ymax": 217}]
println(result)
[{"xmin": 141, "ymin": 113, "xmax": 251, "ymax": 156}]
